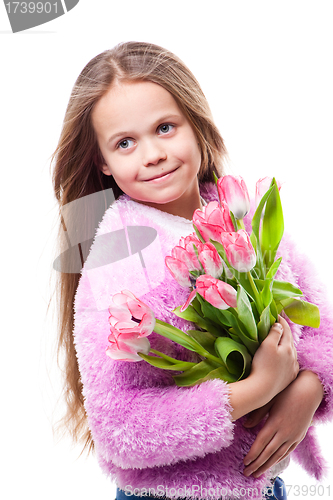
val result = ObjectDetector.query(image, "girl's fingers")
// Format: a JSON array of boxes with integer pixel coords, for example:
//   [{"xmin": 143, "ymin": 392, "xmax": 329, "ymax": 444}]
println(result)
[
  {"xmin": 275, "ymin": 442, "xmax": 298, "ymax": 464},
  {"xmin": 243, "ymin": 427, "xmax": 276, "ymax": 466},
  {"xmin": 277, "ymin": 315, "xmax": 292, "ymax": 345},
  {"xmin": 266, "ymin": 321, "xmax": 284, "ymax": 345},
  {"xmin": 244, "ymin": 438, "xmax": 293, "ymax": 477}
]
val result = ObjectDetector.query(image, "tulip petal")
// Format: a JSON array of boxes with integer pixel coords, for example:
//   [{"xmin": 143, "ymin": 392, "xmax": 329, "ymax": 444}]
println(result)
[
  {"xmin": 165, "ymin": 256, "xmax": 191, "ymax": 288},
  {"xmin": 180, "ymin": 289, "xmax": 197, "ymax": 312}
]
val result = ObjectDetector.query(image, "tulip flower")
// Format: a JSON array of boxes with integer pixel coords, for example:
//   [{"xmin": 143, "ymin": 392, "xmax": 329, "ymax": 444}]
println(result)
[
  {"xmin": 106, "ymin": 290, "xmax": 155, "ymax": 361},
  {"xmin": 196, "ymin": 275, "xmax": 237, "ymax": 310},
  {"xmin": 165, "ymin": 233, "xmax": 203, "ymax": 288},
  {"xmin": 179, "ymin": 234, "xmax": 204, "ymax": 269},
  {"xmin": 106, "ymin": 332, "xmax": 151, "ymax": 362},
  {"xmin": 217, "ymin": 175, "xmax": 250, "ymax": 220},
  {"xmin": 221, "ymin": 230, "xmax": 256, "ymax": 273},
  {"xmin": 193, "ymin": 201, "xmax": 234, "ymax": 243},
  {"xmin": 255, "ymin": 177, "xmax": 282, "ymax": 208},
  {"xmin": 198, "ymin": 241, "xmax": 226, "ymax": 279}
]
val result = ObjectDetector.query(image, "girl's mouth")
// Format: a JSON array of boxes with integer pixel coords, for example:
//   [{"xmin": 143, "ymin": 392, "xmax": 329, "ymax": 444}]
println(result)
[{"xmin": 143, "ymin": 167, "xmax": 179, "ymax": 183}]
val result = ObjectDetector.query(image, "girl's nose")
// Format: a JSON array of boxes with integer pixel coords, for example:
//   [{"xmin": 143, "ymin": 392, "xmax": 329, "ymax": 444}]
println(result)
[{"xmin": 142, "ymin": 140, "xmax": 167, "ymax": 167}]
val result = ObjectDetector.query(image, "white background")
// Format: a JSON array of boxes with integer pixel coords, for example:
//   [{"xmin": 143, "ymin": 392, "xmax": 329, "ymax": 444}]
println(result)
[{"xmin": 1, "ymin": 1, "xmax": 333, "ymax": 499}]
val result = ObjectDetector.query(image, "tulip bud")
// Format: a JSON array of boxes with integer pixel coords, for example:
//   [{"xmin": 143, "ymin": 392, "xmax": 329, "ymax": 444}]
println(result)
[
  {"xmin": 217, "ymin": 175, "xmax": 250, "ymax": 220},
  {"xmin": 106, "ymin": 290, "xmax": 155, "ymax": 362},
  {"xmin": 193, "ymin": 201, "xmax": 234, "ymax": 243},
  {"xmin": 165, "ymin": 233, "xmax": 203, "ymax": 288},
  {"xmin": 196, "ymin": 275, "xmax": 237, "ymax": 310},
  {"xmin": 198, "ymin": 242, "xmax": 224, "ymax": 278},
  {"xmin": 221, "ymin": 230, "xmax": 256, "ymax": 273}
]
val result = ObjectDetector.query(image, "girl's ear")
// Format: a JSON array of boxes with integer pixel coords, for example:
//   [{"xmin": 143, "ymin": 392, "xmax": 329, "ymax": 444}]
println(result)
[
  {"xmin": 100, "ymin": 163, "xmax": 113, "ymax": 176},
  {"xmin": 94, "ymin": 151, "xmax": 112, "ymax": 176}
]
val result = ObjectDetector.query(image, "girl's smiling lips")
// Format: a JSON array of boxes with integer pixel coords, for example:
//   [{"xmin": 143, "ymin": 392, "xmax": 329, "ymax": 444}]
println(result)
[{"xmin": 142, "ymin": 167, "xmax": 179, "ymax": 183}]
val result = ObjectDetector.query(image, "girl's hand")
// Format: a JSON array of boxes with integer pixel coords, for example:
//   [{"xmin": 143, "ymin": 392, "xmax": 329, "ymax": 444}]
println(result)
[
  {"xmin": 250, "ymin": 316, "xmax": 299, "ymax": 404},
  {"xmin": 242, "ymin": 370, "xmax": 324, "ymax": 478},
  {"xmin": 228, "ymin": 316, "xmax": 299, "ymax": 421}
]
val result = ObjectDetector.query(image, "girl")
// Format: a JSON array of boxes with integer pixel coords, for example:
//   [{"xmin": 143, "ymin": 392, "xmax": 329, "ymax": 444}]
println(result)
[{"xmin": 52, "ymin": 42, "xmax": 332, "ymax": 500}]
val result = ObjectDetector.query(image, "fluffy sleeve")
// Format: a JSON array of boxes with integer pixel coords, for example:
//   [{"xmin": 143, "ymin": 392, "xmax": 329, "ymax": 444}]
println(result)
[
  {"xmin": 74, "ymin": 271, "xmax": 235, "ymax": 470},
  {"xmin": 278, "ymin": 233, "xmax": 333, "ymax": 423}
]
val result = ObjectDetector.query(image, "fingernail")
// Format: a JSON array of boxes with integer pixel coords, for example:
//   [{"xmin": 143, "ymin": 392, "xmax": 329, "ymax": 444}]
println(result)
[
  {"xmin": 243, "ymin": 458, "xmax": 251, "ymax": 466},
  {"xmin": 276, "ymin": 323, "xmax": 283, "ymax": 331}
]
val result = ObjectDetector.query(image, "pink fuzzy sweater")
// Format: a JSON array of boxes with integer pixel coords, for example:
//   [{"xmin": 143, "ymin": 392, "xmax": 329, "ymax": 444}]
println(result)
[{"xmin": 74, "ymin": 183, "xmax": 333, "ymax": 499}]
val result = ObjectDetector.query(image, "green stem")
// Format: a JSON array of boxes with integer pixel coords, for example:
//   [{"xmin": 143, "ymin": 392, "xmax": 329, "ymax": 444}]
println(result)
[
  {"xmin": 199, "ymin": 350, "xmax": 225, "ymax": 365},
  {"xmin": 149, "ymin": 349, "xmax": 197, "ymax": 368},
  {"xmin": 151, "ymin": 346, "xmax": 224, "ymax": 367},
  {"xmin": 247, "ymin": 272, "xmax": 264, "ymax": 313},
  {"xmin": 236, "ymin": 219, "xmax": 246, "ymax": 230}
]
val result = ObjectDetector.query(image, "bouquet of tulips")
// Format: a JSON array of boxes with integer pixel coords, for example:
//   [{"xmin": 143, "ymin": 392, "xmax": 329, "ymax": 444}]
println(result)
[{"xmin": 106, "ymin": 176, "xmax": 320, "ymax": 386}]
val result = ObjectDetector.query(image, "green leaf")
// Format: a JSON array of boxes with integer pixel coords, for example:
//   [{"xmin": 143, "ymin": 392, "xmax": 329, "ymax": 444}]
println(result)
[
  {"xmin": 190, "ymin": 297, "xmax": 203, "ymax": 315},
  {"xmin": 186, "ymin": 329, "xmax": 218, "ymax": 356},
  {"xmin": 193, "ymin": 223, "xmax": 205, "ymax": 243},
  {"xmin": 199, "ymin": 365, "xmax": 238, "ymax": 384},
  {"xmin": 231, "ymin": 325, "xmax": 259, "ymax": 356},
  {"xmin": 260, "ymin": 180, "xmax": 284, "ymax": 268},
  {"xmin": 237, "ymin": 285, "xmax": 258, "ymax": 341},
  {"xmin": 260, "ymin": 278, "xmax": 273, "ymax": 309},
  {"xmin": 228, "ymin": 328, "xmax": 243, "ymax": 343},
  {"xmin": 154, "ymin": 320, "xmax": 205, "ymax": 353},
  {"xmin": 210, "ymin": 240, "xmax": 228, "ymax": 263},
  {"xmin": 215, "ymin": 337, "xmax": 252, "ymax": 379},
  {"xmin": 229, "ymin": 210, "xmax": 238, "ymax": 231},
  {"xmin": 255, "ymin": 279, "xmax": 303, "ymax": 301},
  {"xmin": 172, "ymin": 359, "xmax": 237, "ymax": 386},
  {"xmin": 257, "ymin": 305, "xmax": 272, "ymax": 343},
  {"xmin": 138, "ymin": 353, "xmax": 196, "ymax": 371},
  {"xmin": 225, "ymin": 312, "xmax": 259, "ymax": 355},
  {"xmin": 251, "ymin": 186, "xmax": 274, "ymax": 242},
  {"xmin": 196, "ymin": 294, "xmax": 237, "ymax": 331},
  {"xmin": 173, "ymin": 304, "xmax": 218, "ymax": 333},
  {"xmin": 236, "ymin": 273, "xmax": 256, "ymax": 301},
  {"xmin": 266, "ymin": 257, "xmax": 282, "ymax": 280},
  {"xmin": 270, "ymin": 299, "xmax": 278, "ymax": 323},
  {"xmin": 196, "ymin": 293, "xmax": 226, "ymax": 324},
  {"xmin": 280, "ymin": 299, "xmax": 321, "ymax": 328}
]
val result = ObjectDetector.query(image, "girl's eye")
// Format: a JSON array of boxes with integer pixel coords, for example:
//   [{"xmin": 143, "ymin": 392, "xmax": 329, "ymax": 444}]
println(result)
[
  {"xmin": 117, "ymin": 139, "xmax": 134, "ymax": 149},
  {"xmin": 158, "ymin": 124, "xmax": 174, "ymax": 135}
]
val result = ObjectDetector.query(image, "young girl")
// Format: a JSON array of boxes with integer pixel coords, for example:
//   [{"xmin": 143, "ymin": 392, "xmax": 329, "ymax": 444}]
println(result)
[{"xmin": 52, "ymin": 42, "xmax": 332, "ymax": 500}]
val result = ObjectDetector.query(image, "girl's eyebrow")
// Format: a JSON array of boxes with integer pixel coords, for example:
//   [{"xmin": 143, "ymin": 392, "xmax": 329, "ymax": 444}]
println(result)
[{"xmin": 107, "ymin": 114, "xmax": 182, "ymax": 146}]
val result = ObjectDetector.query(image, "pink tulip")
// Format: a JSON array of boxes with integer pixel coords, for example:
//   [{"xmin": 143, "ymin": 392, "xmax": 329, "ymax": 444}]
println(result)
[
  {"xmin": 106, "ymin": 290, "xmax": 155, "ymax": 362},
  {"xmin": 197, "ymin": 275, "xmax": 237, "ymax": 310},
  {"xmin": 221, "ymin": 230, "xmax": 256, "ymax": 273},
  {"xmin": 106, "ymin": 333, "xmax": 151, "ymax": 362},
  {"xmin": 198, "ymin": 242, "xmax": 225, "ymax": 278},
  {"xmin": 165, "ymin": 233, "xmax": 203, "ymax": 288},
  {"xmin": 193, "ymin": 201, "xmax": 234, "ymax": 243},
  {"xmin": 217, "ymin": 175, "xmax": 250, "ymax": 220},
  {"xmin": 255, "ymin": 177, "xmax": 282, "ymax": 208},
  {"xmin": 179, "ymin": 234, "xmax": 204, "ymax": 268}
]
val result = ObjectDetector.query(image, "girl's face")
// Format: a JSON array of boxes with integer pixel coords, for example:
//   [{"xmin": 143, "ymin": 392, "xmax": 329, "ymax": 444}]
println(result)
[{"xmin": 92, "ymin": 80, "xmax": 202, "ymax": 218}]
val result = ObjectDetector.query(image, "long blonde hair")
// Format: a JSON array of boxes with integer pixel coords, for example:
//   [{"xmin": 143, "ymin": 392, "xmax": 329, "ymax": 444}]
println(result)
[{"xmin": 52, "ymin": 41, "xmax": 228, "ymax": 453}]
